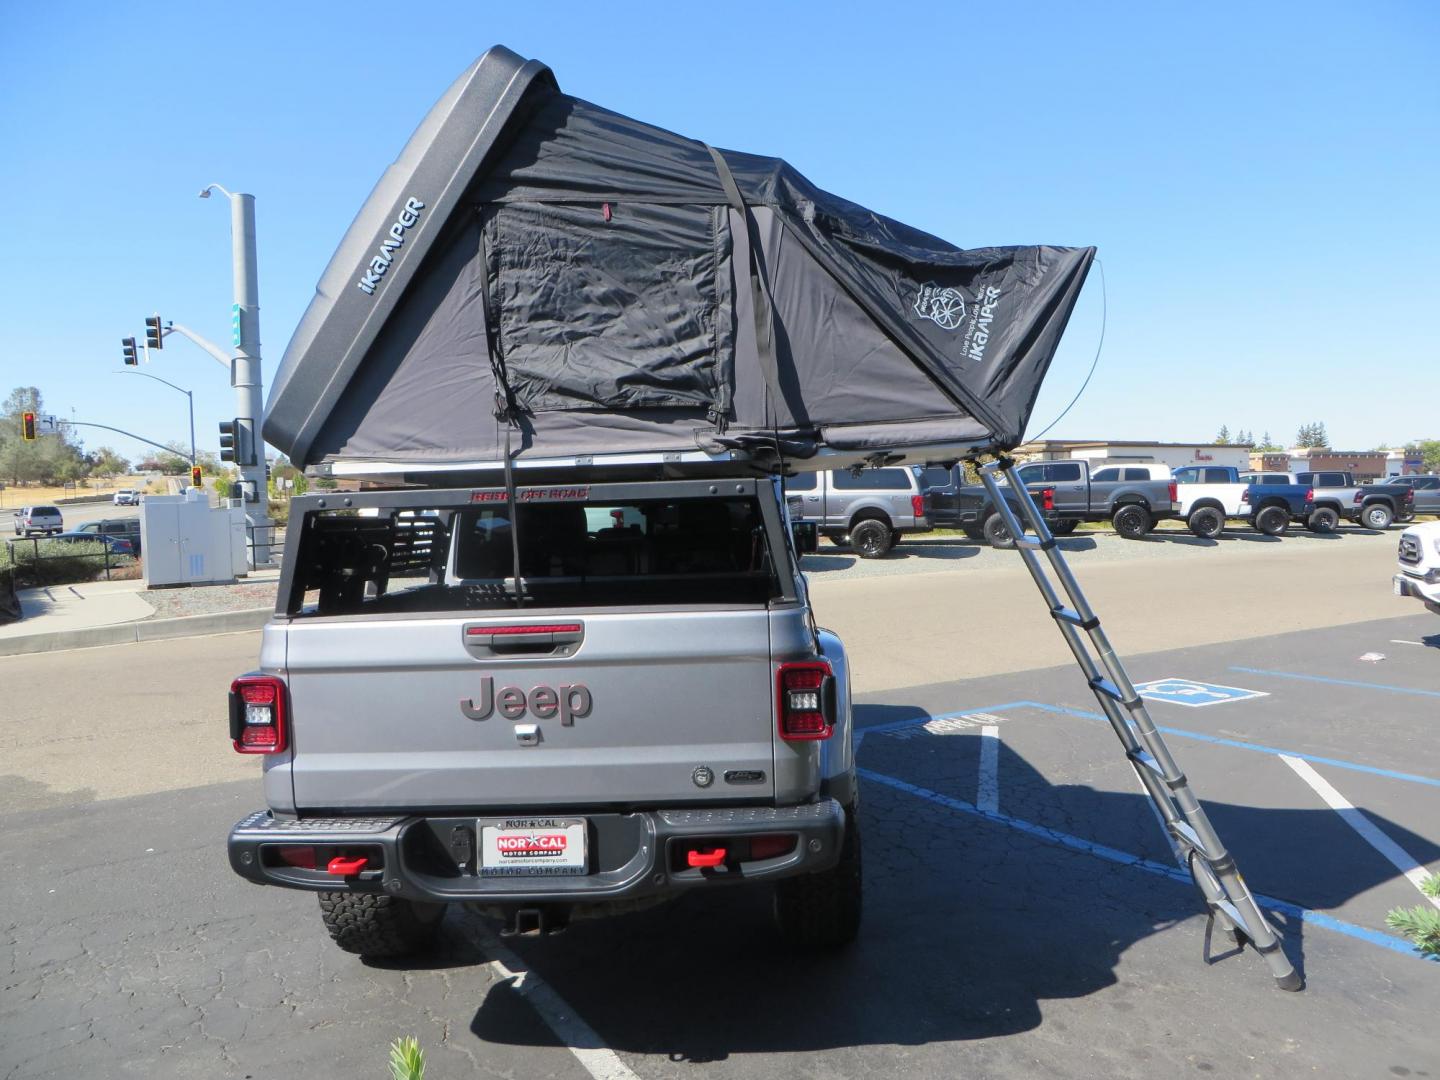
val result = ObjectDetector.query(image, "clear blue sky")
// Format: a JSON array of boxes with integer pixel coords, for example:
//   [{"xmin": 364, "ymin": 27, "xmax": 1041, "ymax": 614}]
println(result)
[{"xmin": 1, "ymin": 1, "xmax": 1435, "ymax": 465}]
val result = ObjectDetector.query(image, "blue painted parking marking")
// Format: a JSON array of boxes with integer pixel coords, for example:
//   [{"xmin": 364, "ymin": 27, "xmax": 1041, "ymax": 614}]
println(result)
[
  {"xmin": 1229, "ymin": 666, "xmax": 1440, "ymax": 700},
  {"xmin": 1134, "ymin": 677, "xmax": 1268, "ymax": 708}
]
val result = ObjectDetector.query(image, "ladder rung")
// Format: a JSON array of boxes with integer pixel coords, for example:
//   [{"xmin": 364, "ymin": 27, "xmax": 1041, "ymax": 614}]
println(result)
[
  {"xmin": 1051, "ymin": 605, "xmax": 1100, "ymax": 631},
  {"xmin": 1211, "ymin": 897, "xmax": 1256, "ymax": 940},
  {"xmin": 1128, "ymin": 748, "xmax": 1166, "ymax": 779},
  {"xmin": 1091, "ymin": 677, "xmax": 1140, "ymax": 707},
  {"xmin": 1169, "ymin": 821, "xmax": 1219, "ymax": 861}
]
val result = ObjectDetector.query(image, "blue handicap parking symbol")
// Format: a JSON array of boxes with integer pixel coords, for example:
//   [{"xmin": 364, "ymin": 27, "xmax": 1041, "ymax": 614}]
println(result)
[{"xmin": 1133, "ymin": 678, "xmax": 1269, "ymax": 708}]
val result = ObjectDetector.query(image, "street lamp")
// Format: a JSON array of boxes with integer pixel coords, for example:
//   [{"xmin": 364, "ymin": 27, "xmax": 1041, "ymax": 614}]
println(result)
[
  {"xmin": 199, "ymin": 182, "xmax": 271, "ymax": 566},
  {"xmin": 115, "ymin": 369, "xmax": 195, "ymax": 467}
]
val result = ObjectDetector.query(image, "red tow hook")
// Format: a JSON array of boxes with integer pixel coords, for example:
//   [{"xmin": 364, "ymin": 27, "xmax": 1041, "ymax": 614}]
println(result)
[
  {"xmin": 686, "ymin": 847, "xmax": 727, "ymax": 869},
  {"xmin": 327, "ymin": 855, "xmax": 369, "ymax": 876}
]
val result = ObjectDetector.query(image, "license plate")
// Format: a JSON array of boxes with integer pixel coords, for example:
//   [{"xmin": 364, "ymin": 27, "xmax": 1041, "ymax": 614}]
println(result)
[{"xmin": 478, "ymin": 817, "xmax": 587, "ymax": 876}]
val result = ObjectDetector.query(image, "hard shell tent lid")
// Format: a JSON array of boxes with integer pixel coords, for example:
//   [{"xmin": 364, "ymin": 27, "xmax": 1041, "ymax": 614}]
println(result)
[{"xmin": 266, "ymin": 45, "xmax": 1096, "ymax": 478}]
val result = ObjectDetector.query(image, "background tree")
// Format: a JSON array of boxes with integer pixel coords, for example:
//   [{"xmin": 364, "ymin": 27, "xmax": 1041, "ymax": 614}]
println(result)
[
  {"xmin": 1215, "ymin": 425, "xmax": 1231, "ymax": 445},
  {"xmin": 0, "ymin": 386, "xmax": 91, "ymax": 485},
  {"xmin": 87, "ymin": 447, "xmax": 131, "ymax": 478},
  {"xmin": 1407, "ymin": 439, "xmax": 1440, "ymax": 473},
  {"xmin": 1296, "ymin": 422, "xmax": 1330, "ymax": 449}
]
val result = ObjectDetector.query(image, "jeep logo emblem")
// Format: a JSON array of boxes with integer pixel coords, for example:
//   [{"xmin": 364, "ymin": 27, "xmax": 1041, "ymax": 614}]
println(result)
[{"xmin": 462, "ymin": 677, "xmax": 593, "ymax": 726}]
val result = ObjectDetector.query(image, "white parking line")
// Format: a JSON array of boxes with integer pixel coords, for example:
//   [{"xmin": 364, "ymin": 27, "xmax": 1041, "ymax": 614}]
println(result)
[
  {"xmin": 977, "ymin": 725, "xmax": 1000, "ymax": 814},
  {"xmin": 472, "ymin": 926, "xmax": 641, "ymax": 1080},
  {"xmin": 1389, "ymin": 640, "xmax": 1426, "ymax": 647},
  {"xmin": 1280, "ymin": 755, "xmax": 1440, "ymax": 909}
]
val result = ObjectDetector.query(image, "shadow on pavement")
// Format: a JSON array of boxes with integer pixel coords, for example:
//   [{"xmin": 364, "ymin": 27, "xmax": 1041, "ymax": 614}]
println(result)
[{"xmin": 462, "ymin": 706, "xmax": 1436, "ymax": 1060}]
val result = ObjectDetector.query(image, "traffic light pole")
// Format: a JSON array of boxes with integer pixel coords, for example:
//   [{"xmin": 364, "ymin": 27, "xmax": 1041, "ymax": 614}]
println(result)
[
  {"xmin": 203, "ymin": 184, "xmax": 271, "ymax": 567},
  {"xmin": 59, "ymin": 421, "xmax": 194, "ymax": 465}
]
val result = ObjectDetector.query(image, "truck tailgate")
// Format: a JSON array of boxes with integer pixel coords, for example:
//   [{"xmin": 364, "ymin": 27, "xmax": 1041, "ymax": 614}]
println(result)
[{"xmin": 284, "ymin": 608, "xmax": 775, "ymax": 809}]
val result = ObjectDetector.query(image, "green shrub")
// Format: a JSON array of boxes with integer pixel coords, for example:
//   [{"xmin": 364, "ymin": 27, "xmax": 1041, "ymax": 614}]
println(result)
[
  {"xmin": 1386, "ymin": 875, "xmax": 1440, "ymax": 957},
  {"xmin": 1, "ymin": 538, "xmax": 128, "ymax": 587},
  {"xmin": 388, "ymin": 1037, "xmax": 425, "ymax": 1080}
]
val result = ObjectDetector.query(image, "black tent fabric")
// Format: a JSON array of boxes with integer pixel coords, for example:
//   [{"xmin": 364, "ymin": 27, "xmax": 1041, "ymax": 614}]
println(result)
[{"xmin": 266, "ymin": 46, "xmax": 1095, "ymax": 475}]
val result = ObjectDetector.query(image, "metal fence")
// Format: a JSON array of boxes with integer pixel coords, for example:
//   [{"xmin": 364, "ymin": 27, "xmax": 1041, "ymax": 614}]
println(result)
[{"xmin": 1, "ymin": 536, "xmax": 137, "ymax": 584}]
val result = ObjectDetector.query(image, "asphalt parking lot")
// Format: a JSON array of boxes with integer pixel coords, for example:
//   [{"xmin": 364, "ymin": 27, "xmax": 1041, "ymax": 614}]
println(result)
[{"xmin": 3, "ymin": 541, "xmax": 1438, "ymax": 1078}]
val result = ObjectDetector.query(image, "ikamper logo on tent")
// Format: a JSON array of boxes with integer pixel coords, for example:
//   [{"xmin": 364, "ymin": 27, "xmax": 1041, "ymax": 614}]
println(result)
[
  {"xmin": 914, "ymin": 282, "xmax": 966, "ymax": 330},
  {"xmin": 914, "ymin": 282, "xmax": 1002, "ymax": 363}
]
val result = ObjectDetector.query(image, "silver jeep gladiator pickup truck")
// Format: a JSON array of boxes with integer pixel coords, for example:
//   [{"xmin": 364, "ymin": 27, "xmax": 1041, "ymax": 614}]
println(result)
[{"xmin": 227, "ymin": 475, "xmax": 859, "ymax": 957}]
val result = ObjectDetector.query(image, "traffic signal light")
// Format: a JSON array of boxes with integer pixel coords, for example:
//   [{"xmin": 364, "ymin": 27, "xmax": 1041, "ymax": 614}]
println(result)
[
  {"xmin": 145, "ymin": 314, "xmax": 164, "ymax": 350},
  {"xmin": 21, "ymin": 412, "xmax": 36, "ymax": 441},
  {"xmin": 219, "ymin": 419, "xmax": 237, "ymax": 463},
  {"xmin": 191, "ymin": 466, "xmax": 203, "ymax": 488},
  {"xmin": 122, "ymin": 337, "xmax": 138, "ymax": 365}
]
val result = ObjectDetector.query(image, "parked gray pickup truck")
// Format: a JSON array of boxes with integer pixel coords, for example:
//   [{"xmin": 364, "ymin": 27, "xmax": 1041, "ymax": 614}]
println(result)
[
  {"xmin": 228, "ymin": 476, "xmax": 860, "ymax": 957},
  {"xmin": 784, "ymin": 466, "xmax": 931, "ymax": 557},
  {"xmin": 927, "ymin": 459, "xmax": 1176, "ymax": 546},
  {"xmin": 1295, "ymin": 471, "xmax": 1414, "ymax": 530}
]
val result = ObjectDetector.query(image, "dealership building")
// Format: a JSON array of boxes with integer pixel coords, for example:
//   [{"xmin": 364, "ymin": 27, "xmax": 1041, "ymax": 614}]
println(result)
[{"xmin": 1014, "ymin": 439, "xmax": 1254, "ymax": 471}]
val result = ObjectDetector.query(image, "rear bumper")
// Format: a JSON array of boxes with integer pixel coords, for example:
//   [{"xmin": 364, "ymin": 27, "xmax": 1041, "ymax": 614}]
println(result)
[{"xmin": 229, "ymin": 800, "xmax": 845, "ymax": 905}]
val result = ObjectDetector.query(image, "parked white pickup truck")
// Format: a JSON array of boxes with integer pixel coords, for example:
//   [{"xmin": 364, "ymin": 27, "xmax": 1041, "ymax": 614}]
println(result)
[
  {"xmin": 1172, "ymin": 466, "xmax": 1313, "ymax": 537},
  {"xmin": 1394, "ymin": 520, "xmax": 1440, "ymax": 615}
]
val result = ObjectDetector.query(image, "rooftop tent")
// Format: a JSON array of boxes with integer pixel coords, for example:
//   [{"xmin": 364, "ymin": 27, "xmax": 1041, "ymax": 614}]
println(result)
[{"xmin": 265, "ymin": 45, "xmax": 1096, "ymax": 478}]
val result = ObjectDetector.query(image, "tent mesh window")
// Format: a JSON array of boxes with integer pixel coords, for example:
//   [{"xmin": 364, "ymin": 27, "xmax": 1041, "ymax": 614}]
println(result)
[{"xmin": 483, "ymin": 202, "xmax": 731, "ymax": 412}]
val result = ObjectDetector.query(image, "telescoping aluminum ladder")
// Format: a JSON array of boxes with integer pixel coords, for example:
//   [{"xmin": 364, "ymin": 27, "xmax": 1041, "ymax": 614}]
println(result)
[{"xmin": 979, "ymin": 457, "xmax": 1303, "ymax": 991}]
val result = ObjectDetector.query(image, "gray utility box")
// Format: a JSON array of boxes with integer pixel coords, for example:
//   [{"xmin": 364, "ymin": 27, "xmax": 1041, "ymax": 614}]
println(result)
[{"xmin": 140, "ymin": 491, "xmax": 248, "ymax": 587}]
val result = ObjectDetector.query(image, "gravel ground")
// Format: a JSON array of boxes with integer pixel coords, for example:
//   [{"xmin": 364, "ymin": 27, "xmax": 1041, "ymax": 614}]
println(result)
[
  {"xmin": 802, "ymin": 521, "xmax": 1406, "ymax": 581},
  {"xmin": 142, "ymin": 578, "xmax": 279, "ymax": 619}
]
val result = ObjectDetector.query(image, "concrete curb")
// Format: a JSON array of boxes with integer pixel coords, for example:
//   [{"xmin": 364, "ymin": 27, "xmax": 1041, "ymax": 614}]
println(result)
[{"xmin": 0, "ymin": 607, "xmax": 271, "ymax": 657}]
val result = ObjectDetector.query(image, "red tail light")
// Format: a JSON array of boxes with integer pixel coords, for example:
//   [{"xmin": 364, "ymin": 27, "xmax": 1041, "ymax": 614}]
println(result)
[
  {"xmin": 911, "ymin": 494, "xmax": 925, "ymax": 517},
  {"xmin": 230, "ymin": 675, "xmax": 289, "ymax": 754},
  {"xmin": 1040, "ymin": 487, "xmax": 1054, "ymax": 511},
  {"xmin": 1306, "ymin": 488, "xmax": 1314, "ymax": 503},
  {"xmin": 776, "ymin": 660, "xmax": 835, "ymax": 741},
  {"xmin": 1353, "ymin": 491, "xmax": 1364, "ymax": 504},
  {"xmin": 1241, "ymin": 490, "xmax": 1251, "ymax": 504},
  {"xmin": 1168, "ymin": 481, "xmax": 1178, "ymax": 503},
  {"xmin": 1404, "ymin": 489, "xmax": 1415, "ymax": 505}
]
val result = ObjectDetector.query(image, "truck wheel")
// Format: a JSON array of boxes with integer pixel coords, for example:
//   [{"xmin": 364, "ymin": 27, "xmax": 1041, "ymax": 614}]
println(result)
[
  {"xmin": 983, "ymin": 512, "xmax": 1015, "ymax": 550},
  {"xmin": 775, "ymin": 808, "xmax": 862, "ymax": 949},
  {"xmin": 849, "ymin": 519, "xmax": 892, "ymax": 559},
  {"xmin": 1050, "ymin": 521, "xmax": 1078, "ymax": 536},
  {"xmin": 1112, "ymin": 504, "xmax": 1152, "ymax": 540},
  {"xmin": 317, "ymin": 892, "xmax": 445, "ymax": 959},
  {"xmin": 1255, "ymin": 506, "xmax": 1290, "ymax": 536},
  {"xmin": 1362, "ymin": 504, "xmax": 1394, "ymax": 530},
  {"xmin": 1306, "ymin": 507, "xmax": 1339, "ymax": 533},
  {"xmin": 1186, "ymin": 506, "xmax": 1224, "ymax": 539}
]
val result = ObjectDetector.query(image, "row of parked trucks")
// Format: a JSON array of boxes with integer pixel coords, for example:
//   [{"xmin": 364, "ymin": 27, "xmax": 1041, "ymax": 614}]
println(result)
[{"xmin": 790, "ymin": 462, "xmax": 1430, "ymax": 555}]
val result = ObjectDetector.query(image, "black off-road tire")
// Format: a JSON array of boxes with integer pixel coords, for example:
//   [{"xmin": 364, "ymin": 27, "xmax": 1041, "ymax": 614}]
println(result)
[
  {"xmin": 775, "ymin": 809, "xmax": 862, "ymax": 949},
  {"xmin": 1112, "ymin": 504, "xmax": 1152, "ymax": 540},
  {"xmin": 983, "ymin": 512, "xmax": 1015, "ymax": 550},
  {"xmin": 318, "ymin": 892, "xmax": 445, "ymax": 959},
  {"xmin": 1255, "ymin": 505, "xmax": 1290, "ymax": 536},
  {"xmin": 849, "ymin": 518, "xmax": 893, "ymax": 559},
  {"xmin": 1050, "ymin": 520, "xmax": 1079, "ymax": 536},
  {"xmin": 1186, "ymin": 506, "xmax": 1225, "ymax": 539},
  {"xmin": 1306, "ymin": 507, "xmax": 1339, "ymax": 533},
  {"xmin": 1362, "ymin": 503, "xmax": 1394, "ymax": 530}
]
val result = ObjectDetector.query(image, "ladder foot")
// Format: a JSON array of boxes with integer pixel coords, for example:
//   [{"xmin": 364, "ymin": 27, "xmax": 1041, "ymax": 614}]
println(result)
[{"xmin": 1274, "ymin": 969, "xmax": 1304, "ymax": 992}]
